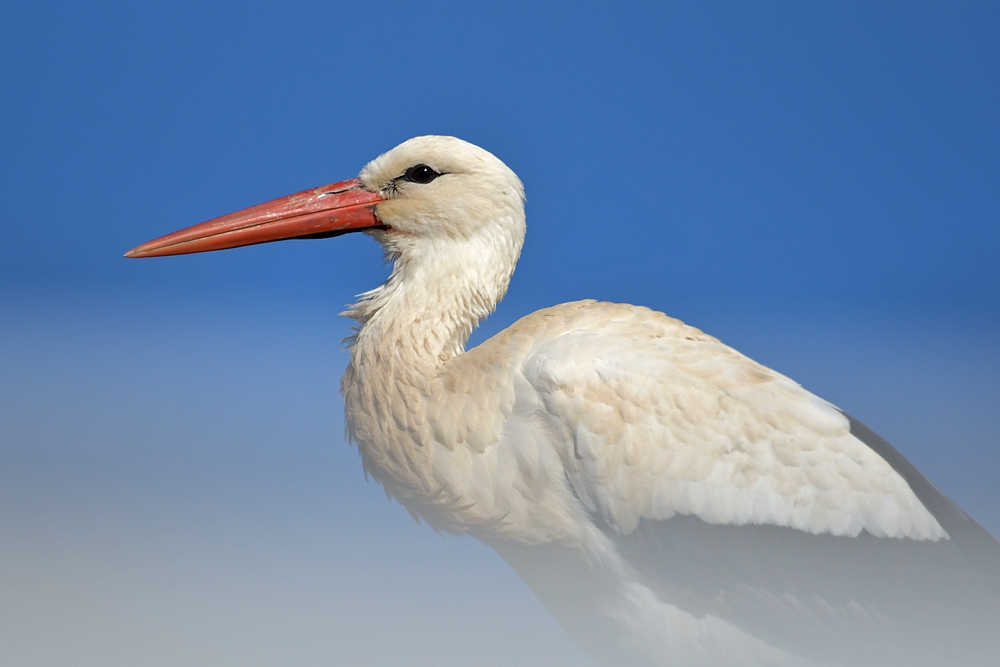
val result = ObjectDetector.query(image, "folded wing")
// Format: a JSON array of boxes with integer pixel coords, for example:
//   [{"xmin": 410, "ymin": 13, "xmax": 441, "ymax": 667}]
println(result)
[{"xmin": 516, "ymin": 301, "xmax": 1000, "ymax": 665}]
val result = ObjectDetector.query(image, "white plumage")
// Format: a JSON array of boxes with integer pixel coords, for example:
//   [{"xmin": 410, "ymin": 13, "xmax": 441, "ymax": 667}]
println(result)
[{"xmin": 129, "ymin": 136, "xmax": 1000, "ymax": 666}]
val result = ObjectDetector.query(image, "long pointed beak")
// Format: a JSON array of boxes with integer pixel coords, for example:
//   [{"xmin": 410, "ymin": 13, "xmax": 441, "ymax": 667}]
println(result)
[{"xmin": 125, "ymin": 178, "xmax": 385, "ymax": 258}]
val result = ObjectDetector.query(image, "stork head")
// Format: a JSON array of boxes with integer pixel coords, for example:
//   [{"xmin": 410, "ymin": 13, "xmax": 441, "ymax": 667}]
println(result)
[
  {"xmin": 124, "ymin": 135, "xmax": 525, "ymax": 264},
  {"xmin": 360, "ymin": 135, "xmax": 525, "ymax": 244}
]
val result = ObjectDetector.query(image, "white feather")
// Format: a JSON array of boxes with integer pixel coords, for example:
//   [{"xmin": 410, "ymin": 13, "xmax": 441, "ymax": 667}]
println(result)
[{"xmin": 336, "ymin": 136, "xmax": 998, "ymax": 666}]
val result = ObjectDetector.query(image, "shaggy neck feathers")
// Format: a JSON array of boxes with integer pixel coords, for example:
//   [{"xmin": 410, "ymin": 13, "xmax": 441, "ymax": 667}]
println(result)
[{"xmin": 344, "ymin": 220, "xmax": 522, "ymax": 372}]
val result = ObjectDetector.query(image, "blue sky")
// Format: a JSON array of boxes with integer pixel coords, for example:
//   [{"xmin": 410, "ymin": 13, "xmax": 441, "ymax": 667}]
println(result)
[{"xmin": 2, "ymin": 2, "xmax": 998, "ymax": 665}]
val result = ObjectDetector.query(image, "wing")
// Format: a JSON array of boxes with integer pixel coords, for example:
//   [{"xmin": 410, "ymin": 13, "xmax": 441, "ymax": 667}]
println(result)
[
  {"xmin": 517, "ymin": 301, "xmax": 1000, "ymax": 665},
  {"xmin": 522, "ymin": 302, "xmax": 943, "ymax": 541}
]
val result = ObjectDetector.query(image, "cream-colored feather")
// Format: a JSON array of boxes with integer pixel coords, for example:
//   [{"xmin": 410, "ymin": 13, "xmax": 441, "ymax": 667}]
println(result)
[
  {"xmin": 331, "ymin": 136, "xmax": 998, "ymax": 667},
  {"xmin": 342, "ymin": 137, "xmax": 940, "ymax": 545}
]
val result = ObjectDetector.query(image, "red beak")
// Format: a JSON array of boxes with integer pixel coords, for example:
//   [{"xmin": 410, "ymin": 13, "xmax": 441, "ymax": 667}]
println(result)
[{"xmin": 125, "ymin": 178, "xmax": 385, "ymax": 258}]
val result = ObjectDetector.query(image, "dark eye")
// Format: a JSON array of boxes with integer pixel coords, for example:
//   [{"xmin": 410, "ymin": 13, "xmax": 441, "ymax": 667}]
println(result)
[{"xmin": 403, "ymin": 164, "xmax": 441, "ymax": 184}]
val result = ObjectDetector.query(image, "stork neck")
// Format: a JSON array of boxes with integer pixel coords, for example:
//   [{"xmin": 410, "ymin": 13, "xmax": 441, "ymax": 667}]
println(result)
[{"xmin": 345, "ymin": 236, "xmax": 515, "ymax": 372}]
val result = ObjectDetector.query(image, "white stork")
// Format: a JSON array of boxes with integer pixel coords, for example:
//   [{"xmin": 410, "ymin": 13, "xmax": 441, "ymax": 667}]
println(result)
[{"xmin": 127, "ymin": 136, "xmax": 1000, "ymax": 666}]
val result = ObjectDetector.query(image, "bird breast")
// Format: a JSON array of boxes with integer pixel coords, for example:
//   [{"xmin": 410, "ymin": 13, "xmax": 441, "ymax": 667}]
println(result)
[{"xmin": 341, "ymin": 314, "xmax": 592, "ymax": 544}]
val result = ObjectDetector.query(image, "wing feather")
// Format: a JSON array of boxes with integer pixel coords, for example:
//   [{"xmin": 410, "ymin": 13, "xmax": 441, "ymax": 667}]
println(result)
[
  {"xmin": 506, "ymin": 301, "xmax": 1000, "ymax": 664},
  {"xmin": 520, "ymin": 302, "xmax": 942, "ymax": 540}
]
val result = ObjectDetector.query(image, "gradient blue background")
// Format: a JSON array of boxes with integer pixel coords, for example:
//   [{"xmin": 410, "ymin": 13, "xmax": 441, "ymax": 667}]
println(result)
[{"xmin": 2, "ymin": 2, "xmax": 998, "ymax": 665}]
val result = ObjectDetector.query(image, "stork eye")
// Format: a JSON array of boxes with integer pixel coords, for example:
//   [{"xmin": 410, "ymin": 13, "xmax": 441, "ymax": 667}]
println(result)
[{"xmin": 403, "ymin": 164, "xmax": 441, "ymax": 184}]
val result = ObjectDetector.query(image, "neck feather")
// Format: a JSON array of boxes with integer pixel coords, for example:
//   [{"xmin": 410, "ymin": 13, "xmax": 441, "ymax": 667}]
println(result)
[{"xmin": 343, "ymin": 230, "xmax": 520, "ymax": 370}]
